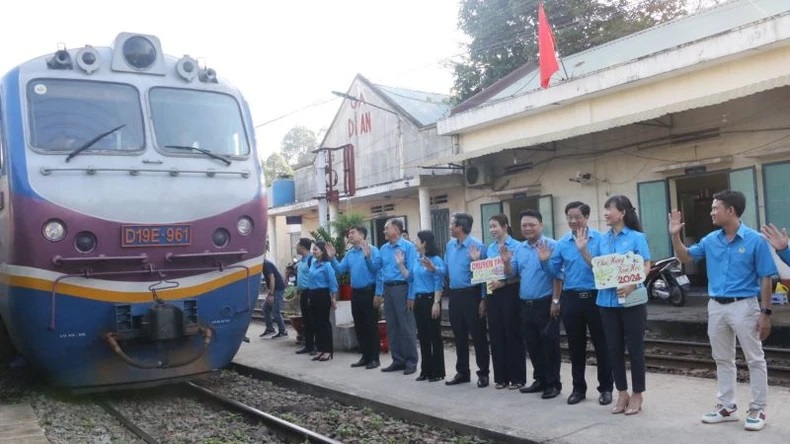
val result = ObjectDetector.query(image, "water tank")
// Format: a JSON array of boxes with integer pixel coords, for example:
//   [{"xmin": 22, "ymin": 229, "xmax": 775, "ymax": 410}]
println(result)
[{"xmin": 271, "ymin": 177, "xmax": 296, "ymax": 207}]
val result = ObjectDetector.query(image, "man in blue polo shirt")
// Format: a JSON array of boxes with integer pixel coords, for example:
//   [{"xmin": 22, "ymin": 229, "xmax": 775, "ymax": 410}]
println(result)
[
  {"xmin": 502, "ymin": 209, "xmax": 563, "ymax": 399},
  {"xmin": 670, "ymin": 190, "xmax": 776, "ymax": 432},
  {"xmin": 436, "ymin": 212, "xmax": 490, "ymax": 388},
  {"xmin": 327, "ymin": 225, "xmax": 381, "ymax": 369},
  {"xmin": 370, "ymin": 219, "xmax": 418, "ymax": 375},
  {"xmin": 540, "ymin": 201, "xmax": 613, "ymax": 406}
]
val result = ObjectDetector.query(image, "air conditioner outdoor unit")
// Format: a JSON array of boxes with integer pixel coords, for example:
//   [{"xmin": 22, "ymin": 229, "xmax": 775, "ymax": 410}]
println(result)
[{"xmin": 464, "ymin": 164, "xmax": 493, "ymax": 187}]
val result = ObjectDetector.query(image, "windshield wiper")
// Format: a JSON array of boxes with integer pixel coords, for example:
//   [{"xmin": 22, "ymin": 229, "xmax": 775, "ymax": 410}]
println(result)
[
  {"xmin": 65, "ymin": 124, "xmax": 127, "ymax": 163},
  {"xmin": 165, "ymin": 145, "xmax": 232, "ymax": 166}
]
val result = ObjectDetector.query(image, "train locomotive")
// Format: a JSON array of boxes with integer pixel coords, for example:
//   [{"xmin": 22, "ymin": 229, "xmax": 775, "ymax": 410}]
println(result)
[{"xmin": 0, "ymin": 33, "xmax": 266, "ymax": 391}]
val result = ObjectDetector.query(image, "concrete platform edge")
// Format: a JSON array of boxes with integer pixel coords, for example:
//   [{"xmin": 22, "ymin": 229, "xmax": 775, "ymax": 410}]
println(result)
[{"xmin": 229, "ymin": 362, "xmax": 537, "ymax": 444}]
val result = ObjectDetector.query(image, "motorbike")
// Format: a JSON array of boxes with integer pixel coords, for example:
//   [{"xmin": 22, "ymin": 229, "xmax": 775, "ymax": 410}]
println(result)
[{"xmin": 645, "ymin": 257, "xmax": 690, "ymax": 306}]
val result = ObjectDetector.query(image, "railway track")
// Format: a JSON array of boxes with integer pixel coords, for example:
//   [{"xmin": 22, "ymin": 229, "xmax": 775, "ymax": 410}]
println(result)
[{"xmin": 97, "ymin": 383, "xmax": 341, "ymax": 444}]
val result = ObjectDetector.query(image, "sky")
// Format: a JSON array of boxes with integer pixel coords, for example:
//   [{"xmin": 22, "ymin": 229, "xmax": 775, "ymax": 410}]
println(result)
[{"xmin": 0, "ymin": 0, "xmax": 467, "ymax": 159}]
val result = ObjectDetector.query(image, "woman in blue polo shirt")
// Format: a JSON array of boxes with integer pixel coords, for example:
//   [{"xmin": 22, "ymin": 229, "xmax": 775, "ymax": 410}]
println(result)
[
  {"xmin": 408, "ymin": 230, "xmax": 446, "ymax": 382},
  {"xmin": 576, "ymin": 195, "xmax": 651, "ymax": 416},
  {"xmin": 308, "ymin": 241, "xmax": 339, "ymax": 362}
]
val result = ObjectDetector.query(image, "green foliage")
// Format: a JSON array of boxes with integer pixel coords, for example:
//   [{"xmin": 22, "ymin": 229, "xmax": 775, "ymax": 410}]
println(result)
[
  {"xmin": 262, "ymin": 152, "xmax": 293, "ymax": 187},
  {"xmin": 451, "ymin": 0, "xmax": 694, "ymax": 103},
  {"xmin": 281, "ymin": 125, "xmax": 318, "ymax": 168}
]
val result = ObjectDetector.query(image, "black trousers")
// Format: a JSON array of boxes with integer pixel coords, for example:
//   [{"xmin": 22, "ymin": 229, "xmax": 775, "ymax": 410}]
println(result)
[
  {"xmin": 488, "ymin": 283, "xmax": 525, "ymax": 385},
  {"xmin": 449, "ymin": 286, "xmax": 489, "ymax": 377},
  {"xmin": 521, "ymin": 297, "xmax": 561, "ymax": 389},
  {"xmin": 561, "ymin": 290, "xmax": 613, "ymax": 394},
  {"xmin": 299, "ymin": 289, "xmax": 315, "ymax": 350},
  {"xmin": 599, "ymin": 304, "xmax": 647, "ymax": 393},
  {"xmin": 309, "ymin": 288, "xmax": 332, "ymax": 353},
  {"xmin": 414, "ymin": 295, "xmax": 445, "ymax": 378},
  {"xmin": 351, "ymin": 286, "xmax": 379, "ymax": 362}
]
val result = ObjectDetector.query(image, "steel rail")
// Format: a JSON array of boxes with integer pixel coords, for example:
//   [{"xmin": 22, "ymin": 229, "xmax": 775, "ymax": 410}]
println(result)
[
  {"xmin": 185, "ymin": 382, "xmax": 342, "ymax": 444},
  {"xmin": 97, "ymin": 400, "xmax": 160, "ymax": 444}
]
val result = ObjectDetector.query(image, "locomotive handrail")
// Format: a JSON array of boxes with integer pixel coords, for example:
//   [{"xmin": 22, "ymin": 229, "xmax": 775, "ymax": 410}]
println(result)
[
  {"xmin": 102, "ymin": 324, "xmax": 213, "ymax": 369},
  {"xmin": 40, "ymin": 166, "xmax": 250, "ymax": 178},
  {"xmin": 52, "ymin": 254, "xmax": 149, "ymax": 265},
  {"xmin": 165, "ymin": 250, "xmax": 248, "ymax": 262}
]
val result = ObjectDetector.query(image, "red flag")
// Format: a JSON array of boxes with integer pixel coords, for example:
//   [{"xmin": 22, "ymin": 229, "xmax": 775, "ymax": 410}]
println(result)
[{"xmin": 538, "ymin": 2, "xmax": 559, "ymax": 88}]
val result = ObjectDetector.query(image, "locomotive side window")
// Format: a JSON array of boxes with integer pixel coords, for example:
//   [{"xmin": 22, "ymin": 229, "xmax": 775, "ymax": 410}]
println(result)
[
  {"xmin": 27, "ymin": 80, "xmax": 144, "ymax": 152},
  {"xmin": 149, "ymin": 88, "xmax": 250, "ymax": 157}
]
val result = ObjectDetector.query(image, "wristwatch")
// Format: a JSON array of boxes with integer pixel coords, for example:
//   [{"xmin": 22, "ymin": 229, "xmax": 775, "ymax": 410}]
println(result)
[
  {"xmin": 760, "ymin": 308, "xmax": 773, "ymax": 315},
  {"xmin": 552, "ymin": 299, "xmax": 560, "ymax": 304}
]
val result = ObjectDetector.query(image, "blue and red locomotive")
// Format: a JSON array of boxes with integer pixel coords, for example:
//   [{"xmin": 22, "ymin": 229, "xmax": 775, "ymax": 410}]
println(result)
[{"xmin": 0, "ymin": 33, "xmax": 266, "ymax": 391}]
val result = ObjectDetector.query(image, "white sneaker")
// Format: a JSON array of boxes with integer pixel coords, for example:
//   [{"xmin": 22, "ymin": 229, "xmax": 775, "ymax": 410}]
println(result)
[
  {"xmin": 701, "ymin": 404, "xmax": 739, "ymax": 424},
  {"xmin": 744, "ymin": 408, "xmax": 766, "ymax": 431}
]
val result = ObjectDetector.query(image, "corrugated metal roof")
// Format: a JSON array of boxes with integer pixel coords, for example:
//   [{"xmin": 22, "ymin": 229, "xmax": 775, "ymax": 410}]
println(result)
[
  {"xmin": 487, "ymin": 0, "xmax": 790, "ymax": 104},
  {"xmin": 374, "ymin": 84, "xmax": 450, "ymax": 127}
]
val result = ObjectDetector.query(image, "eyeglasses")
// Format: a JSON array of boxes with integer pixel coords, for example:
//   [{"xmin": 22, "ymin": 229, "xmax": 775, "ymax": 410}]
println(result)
[{"xmin": 566, "ymin": 215, "xmax": 585, "ymax": 221}]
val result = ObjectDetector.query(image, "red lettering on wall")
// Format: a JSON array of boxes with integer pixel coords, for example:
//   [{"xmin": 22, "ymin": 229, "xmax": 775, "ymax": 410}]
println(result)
[{"xmin": 359, "ymin": 112, "xmax": 371, "ymax": 134}]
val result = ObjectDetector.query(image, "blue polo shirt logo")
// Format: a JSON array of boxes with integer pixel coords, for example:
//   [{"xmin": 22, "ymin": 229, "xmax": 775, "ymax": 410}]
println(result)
[{"xmin": 738, "ymin": 247, "xmax": 746, "ymax": 254}]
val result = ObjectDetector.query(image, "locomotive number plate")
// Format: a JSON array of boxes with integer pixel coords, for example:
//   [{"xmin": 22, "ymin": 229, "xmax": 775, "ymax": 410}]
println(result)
[{"xmin": 122, "ymin": 224, "xmax": 192, "ymax": 247}]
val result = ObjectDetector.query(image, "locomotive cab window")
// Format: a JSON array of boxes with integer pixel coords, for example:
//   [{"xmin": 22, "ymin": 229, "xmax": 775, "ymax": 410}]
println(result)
[
  {"xmin": 149, "ymin": 88, "xmax": 250, "ymax": 158},
  {"xmin": 26, "ymin": 79, "xmax": 144, "ymax": 152}
]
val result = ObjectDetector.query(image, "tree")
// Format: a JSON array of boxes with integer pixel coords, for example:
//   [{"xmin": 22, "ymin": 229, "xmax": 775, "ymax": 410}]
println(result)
[
  {"xmin": 262, "ymin": 152, "xmax": 293, "ymax": 187},
  {"xmin": 280, "ymin": 126, "xmax": 317, "ymax": 168},
  {"xmin": 451, "ymin": 0, "xmax": 694, "ymax": 103}
]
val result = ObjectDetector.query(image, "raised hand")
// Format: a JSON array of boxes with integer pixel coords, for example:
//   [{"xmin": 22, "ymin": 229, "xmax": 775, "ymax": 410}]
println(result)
[
  {"xmin": 421, "ymin": 256, "xmax": 436, "ymax": 272},
  {"xmin": 537, "ymin": 241, "xmax": 552, "ymax": 262},
  {"xmin": 498, "ymin": 245, "xmax": 512, "ymax": 263},
  {"xmin": 326, "ymin": 242, "xmax": 337, "ymax": 259},
  {"xmin": 469, "ymin": 243, "xmax": 481, "ymax": 261},
  {"xmin": 761, "ymin": 223, "xmax": 789, "ymax": 251},
  {"xmin": 668, "ymin": 210, "xmax": 685, "ymax": 236},
  {"xmin": 395, "ymin": 249, "xmax": 405, "ymax": 265},
  {"xmin": 574, "ymin": 226, "xmax": 589, "ymax": 251},
  {"xmin": 361, "ymin": 240, "xmax": 371, "ymax": 257}
]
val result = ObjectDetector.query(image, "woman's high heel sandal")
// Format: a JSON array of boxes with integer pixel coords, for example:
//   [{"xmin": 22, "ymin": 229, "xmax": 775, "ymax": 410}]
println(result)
[
  {"xmin": 311, "ymin": 353, "xmax": 324, "ymax": 361},
  {"xmin": 611, "ymin": 393, "xmax": 630, "ymax": 414},
  {"xmin": 318, "ymin": 353, "xmax": 333, "ymax": 362},
  {"xmin": 625, "ymin": 395, "xmax": 643, "ymax": 415}
]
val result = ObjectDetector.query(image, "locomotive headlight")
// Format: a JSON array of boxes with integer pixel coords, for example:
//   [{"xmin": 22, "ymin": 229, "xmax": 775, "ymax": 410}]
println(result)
[
  {"xmin": 74, "ymin": 232, "xmax": 97, "ymax": 253},
  {"xmin": 237, "ymin": 217, "xmax": 253, "ymax": 236},
  {"xmin": 43, "ymin": 220, "xmax": 66, "ymax": 242},
  {"xmin": 212, "ymin": 228, "xmax": 230, "ymax": 248},
  {"xmin": 122, "ymin": 36, "xmax": 157, "ymax": 70}
]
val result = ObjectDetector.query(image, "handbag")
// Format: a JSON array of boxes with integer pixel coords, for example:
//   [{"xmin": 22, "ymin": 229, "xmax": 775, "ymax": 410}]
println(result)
[{"xmin": 619, "ymin": 286, "xmax": 648, "ymax": 307}]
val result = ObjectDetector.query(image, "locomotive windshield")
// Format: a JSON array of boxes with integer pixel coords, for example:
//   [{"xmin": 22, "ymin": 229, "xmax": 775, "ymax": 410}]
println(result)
[
  {"xmin": 149, "ymin": 88, "xmax": 250, "ymax": 157},
  {"xmin": 27, "ymin": 79, "xmax": 145, "ymax": 152}
]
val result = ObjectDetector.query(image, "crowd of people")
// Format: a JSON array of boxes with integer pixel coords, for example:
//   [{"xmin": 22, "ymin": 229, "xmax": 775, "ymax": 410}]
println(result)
[{"xmin": 260, "ymin": 190, "xmax": 790, "ymax": 432}]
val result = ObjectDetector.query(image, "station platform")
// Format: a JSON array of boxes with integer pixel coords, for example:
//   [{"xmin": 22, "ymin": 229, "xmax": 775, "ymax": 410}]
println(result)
[
  {"xmin": 0, "ymin": 403, "xmax": 48, "ymax": 444},
  {"xmin": 235, "ymin": 320, "xmax": 790, "ymax": 443}
]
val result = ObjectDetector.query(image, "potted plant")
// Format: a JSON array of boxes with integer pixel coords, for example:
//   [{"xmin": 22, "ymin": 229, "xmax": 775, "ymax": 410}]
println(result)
[{"xmin": 310, "ymin": 210, "xmax": 367, "ymax": 301}]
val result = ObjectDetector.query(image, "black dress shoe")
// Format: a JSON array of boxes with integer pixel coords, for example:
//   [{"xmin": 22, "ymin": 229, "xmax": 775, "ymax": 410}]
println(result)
[
  {"xmin": 445, "ymin": 374, "xmax": 471, "ymax": 386},
  {"xmin": 429, "ymin": 375, "xmax": 445, "ymax": 382},
  {"xmin": 404, "ymin": 367, "xmax": 417, "ymax": 375},
  {"xmin": 295, "ymin": 347, "xmax": 314, "ymax": 354},
  {"xmin": 567, "ymin": 392, "xmax": 586, "ymax": 405},
  {"xmin": 519, "ymin": 381, "xmax": 545, "ymax": 394},
  {"xmin": 542, "ymin": 387, "xmax": 561, "ymax": 399},
  {"xmin": 477, "ymin": 375, "xmax": 489, "ymax": 388},
  {"xmin": 415, "ymin": 374, "xmax": 428, "ymax": 381},
  {"xmin": 381, "ymin": 364, "xmax": 406, "ymax": 373},
  {"xmin": 350, "ymin": 358, "xmax": 368, "ymax": 368},
  {"xmin": 599, "ymin": 391, "xmax": 613, "ymax": 405},
  {"xmin": 366, "ymin": 360, "xmax": 380, "ymax": 370}
]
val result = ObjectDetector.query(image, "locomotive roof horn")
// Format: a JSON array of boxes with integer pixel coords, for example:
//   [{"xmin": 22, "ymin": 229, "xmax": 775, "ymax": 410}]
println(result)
[
  {"xmin": 76, "ymin": 45, "xmax": 101, "ymax": 74},
  {"xmin": 47, "ymin": 46, "xmax": 73, "ymax": 70},
  {"xmin": 176, "ymin": 55, "xmax": 198, "ymax": 81}
]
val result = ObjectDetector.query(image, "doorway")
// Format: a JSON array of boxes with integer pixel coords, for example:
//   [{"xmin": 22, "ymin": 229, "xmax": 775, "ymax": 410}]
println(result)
[{"xmin": 675, "ymin": 172, "xmax": 728, "ymax": 287}]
